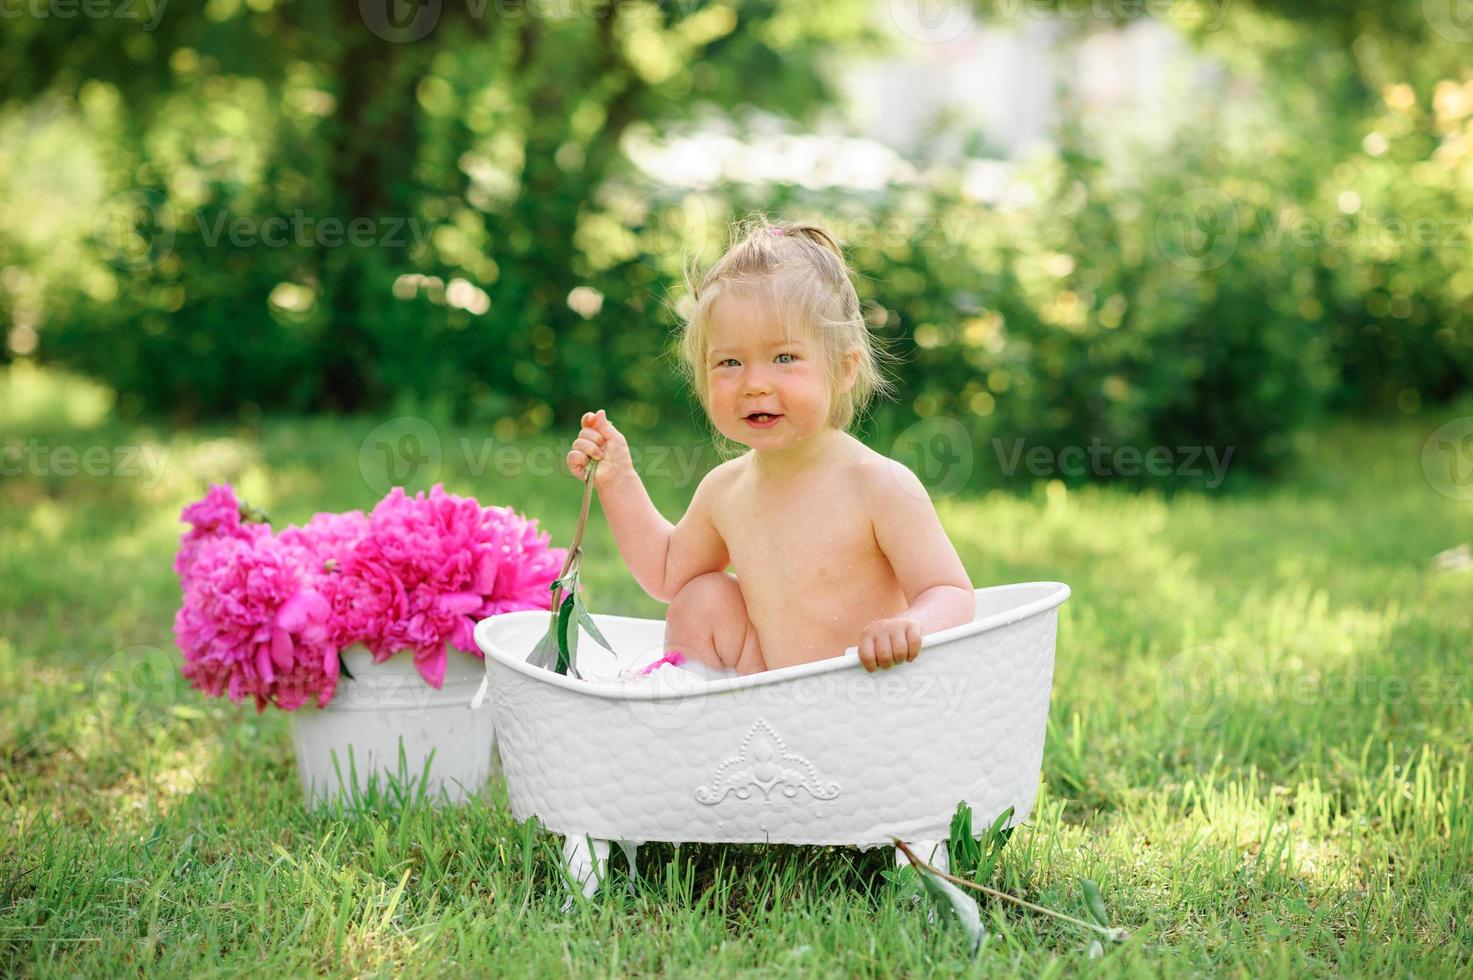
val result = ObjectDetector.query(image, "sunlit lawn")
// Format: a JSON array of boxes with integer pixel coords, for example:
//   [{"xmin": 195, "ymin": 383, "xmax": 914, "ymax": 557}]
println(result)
[{"xmin": 2, "ymin": 363, "xmax": 1470, "ymax": 976}]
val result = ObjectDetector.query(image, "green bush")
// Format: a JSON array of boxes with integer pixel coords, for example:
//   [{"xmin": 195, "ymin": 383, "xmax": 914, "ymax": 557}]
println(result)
[{"xmin": 9, "ymin": 1, "xmax": 1473, "ymax": 490}]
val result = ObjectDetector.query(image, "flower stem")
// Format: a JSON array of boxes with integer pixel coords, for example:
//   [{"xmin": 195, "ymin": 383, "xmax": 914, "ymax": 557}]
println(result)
[
  {"xmin": 891, "ymin": 838, "xmax": 1127, "ymax": 942},
  {"xmin": 549, "ymin": 462, "xmax": 597, "ymax": 625}
]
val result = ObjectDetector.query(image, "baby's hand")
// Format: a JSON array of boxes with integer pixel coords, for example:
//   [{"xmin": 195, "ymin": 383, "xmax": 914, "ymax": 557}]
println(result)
[
  {"xmin": 566, "ymin": 409, "xmax": 634, "ymax": 491},
  {"xmin": 857, "ymin": 617, "xmax": 923, "ymax": 672}
]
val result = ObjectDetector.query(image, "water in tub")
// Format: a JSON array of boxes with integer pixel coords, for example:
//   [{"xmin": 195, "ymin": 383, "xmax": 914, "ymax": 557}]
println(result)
[{"xmin": 575, "ymin": 638, "xmax": 731, "ymax": 690}]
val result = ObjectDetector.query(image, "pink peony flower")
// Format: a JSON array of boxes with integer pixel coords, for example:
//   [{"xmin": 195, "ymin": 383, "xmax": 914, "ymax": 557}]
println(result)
[
  {"xmin": 173, "ymin": 532, "xmax": 339, "ymax": 712},
  {"xmin": 278, "ymin": 510, "xmax": 370, "ymax": 574},
  {"xmin": 325, "ymin": 485, "xmax": 565, "ymax": 689},
  {"xmin": 172, "ymin": 482, "xmax": 565, "ymax": 707},
  {"xmin": 174, "ymin": 483, "xmax": 271, "ymax": 583}
]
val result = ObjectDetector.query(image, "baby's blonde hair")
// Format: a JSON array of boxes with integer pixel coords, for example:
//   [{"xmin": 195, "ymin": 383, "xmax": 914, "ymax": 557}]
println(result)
[{"xmin": 675, "ymin": 213, "xmax": 897, "ymax": 436}]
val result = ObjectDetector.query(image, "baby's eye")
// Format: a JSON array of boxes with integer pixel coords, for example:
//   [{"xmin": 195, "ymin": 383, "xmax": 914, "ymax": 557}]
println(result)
[
  {"xmin": 775, "ymin": 352, "xmax": 797, "ymax": 364},
  {"xmin": 716, "ymin": 357, "xmax": 740, "ymax": 368}
]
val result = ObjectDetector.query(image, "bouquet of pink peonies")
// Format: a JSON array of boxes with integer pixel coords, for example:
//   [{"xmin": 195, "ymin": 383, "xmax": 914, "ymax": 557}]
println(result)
[{"xmin": 172, "ymin": 483, "xmax": 565, "ymax": 712}]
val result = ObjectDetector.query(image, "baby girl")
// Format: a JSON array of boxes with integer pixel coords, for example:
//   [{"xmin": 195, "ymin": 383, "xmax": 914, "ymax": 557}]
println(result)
[{"xmin": 565, "ymin": 217, "xmax": 974, "ymax": 675}]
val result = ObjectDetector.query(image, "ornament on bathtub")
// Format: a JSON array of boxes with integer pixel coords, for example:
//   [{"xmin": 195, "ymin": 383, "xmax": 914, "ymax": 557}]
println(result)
[
  {"xmin": 525, "ymin": 460, "xmax": 617, "ymax": 678},
  {"xmin": 694, "ymin": 717, "xmax": 841, "ymax": 805}
]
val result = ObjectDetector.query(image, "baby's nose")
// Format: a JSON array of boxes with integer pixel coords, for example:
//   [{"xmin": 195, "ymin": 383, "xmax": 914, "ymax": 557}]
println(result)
[{"xmin": 741, "ymin": 369, "xmax": 773, "ymax": 394}]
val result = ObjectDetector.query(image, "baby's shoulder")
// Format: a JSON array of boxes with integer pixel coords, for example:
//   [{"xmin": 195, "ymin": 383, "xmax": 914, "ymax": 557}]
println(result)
[
  {"xmin": 848, "ymin": 442, "xmax": 929, "ymax": 506},
  {"xmin": 692, "ymin": 455, "xmax": 746, "ymax": 505},
  {"xmin": 704, "ymin": 455, "xmax": 747, "ymax": 485}
]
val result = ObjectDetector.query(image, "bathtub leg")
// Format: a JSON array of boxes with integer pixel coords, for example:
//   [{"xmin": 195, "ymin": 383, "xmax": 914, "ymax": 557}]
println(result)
[
  {"xmin": 897, "ymin": 838, "xmax": 949, "ymax": 875},
  {"xmin": 897, "ymin": 839, "xmax": 950, "ymax": 923},
  {"xmin": 615, "ymin": 839, "xmax": 640, "ymax": 893},
  {"xmin": 560, "ymin": 835, "xmax": 610, "ymax": 911}
]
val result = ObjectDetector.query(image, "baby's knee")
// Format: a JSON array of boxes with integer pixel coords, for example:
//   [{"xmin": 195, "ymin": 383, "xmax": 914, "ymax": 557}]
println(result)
[
  {"xmin": 666, "ymin": 572, "xmax": 751, "ymax": 669},
  {"xmin": 667, "ymin": 571, "xmax": 738, "ymax": 617}
]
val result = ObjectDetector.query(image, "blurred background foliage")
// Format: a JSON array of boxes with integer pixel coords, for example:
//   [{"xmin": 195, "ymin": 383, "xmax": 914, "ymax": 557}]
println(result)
[{"xmin": 1, "ymin": 0, "xmax": 1471, "ymax": 487}]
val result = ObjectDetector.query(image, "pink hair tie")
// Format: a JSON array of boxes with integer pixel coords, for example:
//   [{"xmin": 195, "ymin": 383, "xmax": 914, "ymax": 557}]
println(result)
[{"xmin": 769, "ymin": 227, "xmax": 785, "ymax": 236}]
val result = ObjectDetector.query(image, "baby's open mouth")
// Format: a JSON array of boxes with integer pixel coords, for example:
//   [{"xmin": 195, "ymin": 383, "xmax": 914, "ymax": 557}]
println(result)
[{"xmin": 744, "ymin": 412, "xmax": 782, "ymax": 424}]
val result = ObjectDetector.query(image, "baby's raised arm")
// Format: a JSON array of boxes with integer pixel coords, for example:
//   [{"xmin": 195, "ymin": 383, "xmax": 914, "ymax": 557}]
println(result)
[{"xmin": 567, "ymin": 410, "xmax": 729, "ymax": 603}]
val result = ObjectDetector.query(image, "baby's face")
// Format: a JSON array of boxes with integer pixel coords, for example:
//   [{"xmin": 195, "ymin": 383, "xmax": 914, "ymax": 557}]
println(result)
[{"xmin": 705, "ymin": 292, "xmax": 834, "ymax": 451}]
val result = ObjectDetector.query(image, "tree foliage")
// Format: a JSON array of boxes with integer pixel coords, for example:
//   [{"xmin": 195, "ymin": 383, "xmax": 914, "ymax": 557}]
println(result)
[{"xmin": 2, "ymin": 0, "xmax": 1470, "ymax": 488}]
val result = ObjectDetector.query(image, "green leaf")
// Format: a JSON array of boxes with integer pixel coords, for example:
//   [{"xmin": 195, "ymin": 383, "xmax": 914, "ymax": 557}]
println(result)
[
  {"xmin": 949, "ymin": 802, "xmax": 1015, "ymax": 883},
  {"xmin": 526, "ymin": 622, "xmax": 561, "ymax": 671},
  {"xmin": 573, "ymin": 596, "xmax": 616, "ymax": 654},
  {"xmin": 915, "ymin": 862, "xmax": 986, "ymax": 958},
  {"xmin": 549, "ymin": 563, "xmax": 578, "ymax": 596},
  {"xmin": 881, "ymin": 864, "xmax": 922, "ymax": 902},
  {"xmin": 1079, "ymin": 877, "xmax": 1110, "ymax": 929},
  {"xmin": 555, "ymin": 594, "xmax": 577, "ymax": 675},
  {"xmin": 948, "ymin": 802, "xmax": 981, "ymax": 878},
  {"xmin": 337, "ymin": 650, "xmax": 355, "ymax": 681},
  {"xmin": 987, "ymin": 805, "xmax": 1016, "ymax": 842},
  {"xmin": 977, "ymin": 805, "xmax": 1015, "ymax": 883}
]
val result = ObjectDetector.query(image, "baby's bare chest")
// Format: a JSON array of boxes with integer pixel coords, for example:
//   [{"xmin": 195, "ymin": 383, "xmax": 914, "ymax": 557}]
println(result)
[{"xmin": 714, "ymin": 483, "xmax": 890, "ymax": 595}]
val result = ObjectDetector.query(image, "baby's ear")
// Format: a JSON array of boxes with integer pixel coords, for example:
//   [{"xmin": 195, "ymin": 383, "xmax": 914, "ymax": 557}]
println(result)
[{"xmin": 841, "ymin": 346, "xmax": 860, "ymax": 391}]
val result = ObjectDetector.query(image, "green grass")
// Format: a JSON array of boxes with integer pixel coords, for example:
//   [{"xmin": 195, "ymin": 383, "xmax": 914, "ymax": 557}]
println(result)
[{"xmin": 2, "ymin": 363, "xmax": 1471, "ymax": 976}]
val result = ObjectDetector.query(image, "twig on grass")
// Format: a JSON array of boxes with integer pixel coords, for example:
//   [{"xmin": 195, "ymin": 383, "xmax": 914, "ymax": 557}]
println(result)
[{"xmin": 892, "ymin": 838, "xmax": 1128, "ymax": 942}]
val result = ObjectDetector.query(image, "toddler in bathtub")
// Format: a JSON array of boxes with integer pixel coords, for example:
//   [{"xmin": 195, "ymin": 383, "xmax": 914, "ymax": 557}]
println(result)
[{"xmin": 565, "ymin": 216, "xmax": 974, "ymax": 675}]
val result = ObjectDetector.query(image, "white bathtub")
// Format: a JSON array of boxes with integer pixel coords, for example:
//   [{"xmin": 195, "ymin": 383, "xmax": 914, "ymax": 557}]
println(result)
[{"xmin": 472, "ymin": 581, "xmax": 1069, "ymax": 898}]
